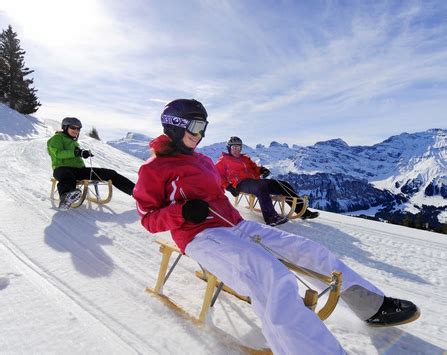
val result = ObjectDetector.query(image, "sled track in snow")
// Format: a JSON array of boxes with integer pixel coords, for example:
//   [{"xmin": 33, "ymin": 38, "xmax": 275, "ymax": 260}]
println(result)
[
  {"xmin": 0, "ymin": 146, "xmax": 163, "ymax": 352},
  {"xmin": 2, "ymin": 170, "xmax": 154, "ymax": 283},
  {"xmin": 0, "ymin": 229, "xmax": 160, "ymax": 353}
]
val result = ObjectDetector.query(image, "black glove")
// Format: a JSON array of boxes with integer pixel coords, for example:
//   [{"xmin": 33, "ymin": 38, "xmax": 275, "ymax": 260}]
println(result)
[
  {"xmin": 226, "ymin": 185, "xmax": 240, "ymax": 197},
  {"xmin": 260, "ymin": 166, "xmax": 270, "ymax": 178},
  {"xmin": 182, "ymin": 199, "xmax": 209, "ymax": 224},
  {"xmin": 74, "ymin": 148, "xmax": 93, "ymax": 159}
]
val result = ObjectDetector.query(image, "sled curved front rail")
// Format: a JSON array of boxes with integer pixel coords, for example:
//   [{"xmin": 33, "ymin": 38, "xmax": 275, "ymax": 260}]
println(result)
[
  {"xmin": 234, "ymin": 192, "xmax": 309, "ymax": 219},
  {"xmin": 50, "ymin": 178, "xmax": 113, "ymax": 207},
  {"xmin": 280, "ymin": 258, "xmax": 342, "ymax": 320},
  {"xmin": 148, "ymin": 238, "xmax": 342, "ymax": 323}
]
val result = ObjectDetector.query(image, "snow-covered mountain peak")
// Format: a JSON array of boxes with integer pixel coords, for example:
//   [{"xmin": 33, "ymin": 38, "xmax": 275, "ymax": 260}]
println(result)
[
  {"xmin": 314, "ymin": 138, "xmax": 349, "ymax": 148},
  {"xmin": 269, "ymin": 141, "xmax": 290, "ymax": 148},
  {"xmin": 123, "ymin": 132, "xmax": 151, "ymax": 141}
]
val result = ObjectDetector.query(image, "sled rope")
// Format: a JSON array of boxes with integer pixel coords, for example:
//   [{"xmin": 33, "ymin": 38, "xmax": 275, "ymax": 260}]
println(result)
[
  {"xmin": 85, "ymin": 151, "xmax": 107, "ymax": 199},
  {"xmin": 249, "ymin": 235, "xmax": 338, "ymax": 296},
  {"xmin": 208, "ymin": 207, "xmax": 326, "ymax": 292},
  {"xmin": 87, "ymin": 153, "xmax": 104, "ymax": 182},
  {"xmin": 272, "ymin": 178, "xmax": 295, "ymax": 198}
]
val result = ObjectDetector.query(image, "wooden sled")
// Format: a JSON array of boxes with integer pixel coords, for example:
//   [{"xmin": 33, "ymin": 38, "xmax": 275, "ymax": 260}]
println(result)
[
  {"xmin": 50, "ymin": 177, "xmax": 113, "ymax": 208},
  {"xmin": 147, "ymin": 239, "xmax": 342, "ymax": 325},
  {"xmin": 234, "ymin": 192, "xmax": 309, "ymax": 219}
]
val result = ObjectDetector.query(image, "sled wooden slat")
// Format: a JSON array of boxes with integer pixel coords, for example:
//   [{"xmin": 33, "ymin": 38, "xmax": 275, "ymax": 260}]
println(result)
[
  {"xmin": 148, "ymin": 238, "xmax": 342, "ymax": 324},
  {"xmin": 50, "ymin": 177, "xmax": 113, "ymax": 207},
  {"xmin": 234, "ymin": 192, "xmax": 309, "ymax": 219},
  {"xmin": 146, "ymin": 239, "xmax": 217, "ymax": 323}
]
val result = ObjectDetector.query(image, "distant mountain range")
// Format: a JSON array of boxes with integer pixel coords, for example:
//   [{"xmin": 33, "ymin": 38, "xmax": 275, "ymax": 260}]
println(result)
[
  {"xmin": 0, "ymin": 102, "xmax": 444, "ymax": 231},
  {"xmin": 108, "ymin": 129, "xmax": 447, "ymax": 230}
]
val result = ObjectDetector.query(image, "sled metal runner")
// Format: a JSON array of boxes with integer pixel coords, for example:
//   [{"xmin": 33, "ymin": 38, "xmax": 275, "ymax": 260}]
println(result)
[
  {"xmin": 234, "ymin": 192, "xmax": 309, "ymax": 219},
  {"xmin": 147, "ymin": 238, "xmax": 342, "ymax": 326},
  {"xmin": 50, "ymin": 177, "xmax": 113, "ymax": 208}
]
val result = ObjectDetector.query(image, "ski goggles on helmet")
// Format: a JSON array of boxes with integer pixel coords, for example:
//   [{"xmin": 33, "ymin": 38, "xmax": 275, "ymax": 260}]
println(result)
[{"xmin": 162, "ymin": 114, "xmax": 208, "ymax": 137}]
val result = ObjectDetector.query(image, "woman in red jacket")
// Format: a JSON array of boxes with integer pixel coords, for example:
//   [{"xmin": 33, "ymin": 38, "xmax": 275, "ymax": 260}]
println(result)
[
  {"xmin": 215, "ymin": 136, "xmax": 319, "ymax": 226},
  {"xmin": 133, "ymin": 99, "xmax": 419, "ymax": 355}
]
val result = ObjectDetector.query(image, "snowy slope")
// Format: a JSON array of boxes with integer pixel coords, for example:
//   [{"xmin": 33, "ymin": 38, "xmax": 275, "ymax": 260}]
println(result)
[
  {"xmin": 0, "ymin": 134, "xmax": 446, "ymax": 353},
  {"xmin": 0, "ymin": 103, "xmax": 49, "ymax": 140},
  {"xmin": 108, "ymin": 132, "xmax": 153, "ymax": 160}
]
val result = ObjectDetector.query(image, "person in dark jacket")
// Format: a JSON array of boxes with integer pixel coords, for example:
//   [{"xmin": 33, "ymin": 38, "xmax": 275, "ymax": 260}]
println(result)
[
  {"xmin": 215, "ymin": 136, "xmax": 319, "ymax": 226},
  {"xmin": 47, "ymin": 117, "xmax": 135, "ymax": 209},
  {"xmin": 133, "ymin": 99, "xmax": 419, "ymax": 355}
]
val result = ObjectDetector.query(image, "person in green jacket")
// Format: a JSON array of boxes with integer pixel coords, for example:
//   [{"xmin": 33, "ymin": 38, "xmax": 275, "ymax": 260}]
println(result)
[{"xmin": 47, "ymin": 117, "xmax": 135, "ymax": 209}]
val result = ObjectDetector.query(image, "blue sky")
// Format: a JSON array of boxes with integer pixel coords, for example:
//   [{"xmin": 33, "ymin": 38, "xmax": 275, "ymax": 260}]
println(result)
[{"xmin": 0, "ymin": 0, "xmax": 446, "ymax": 147}]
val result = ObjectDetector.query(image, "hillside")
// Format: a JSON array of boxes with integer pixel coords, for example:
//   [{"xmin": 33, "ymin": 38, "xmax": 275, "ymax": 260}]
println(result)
[{"xmin": 0, "ymin": 111, "xmax": 446, "ymax": 353}]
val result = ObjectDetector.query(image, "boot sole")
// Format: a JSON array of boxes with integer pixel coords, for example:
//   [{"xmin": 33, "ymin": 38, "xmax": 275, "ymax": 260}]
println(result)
[
  {"xmin": 268, "ymin": 218, "xmax": 289, "ymax": 226},
  {"xmin": 367, "ymin": 307, "xmax": 421, "ymax": 327}
]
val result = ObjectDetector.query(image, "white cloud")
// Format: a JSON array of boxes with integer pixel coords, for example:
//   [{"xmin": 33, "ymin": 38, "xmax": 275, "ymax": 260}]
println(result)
[{"xmin": 0, "ymin": 0, "xmax": 445, "ymax": 145}]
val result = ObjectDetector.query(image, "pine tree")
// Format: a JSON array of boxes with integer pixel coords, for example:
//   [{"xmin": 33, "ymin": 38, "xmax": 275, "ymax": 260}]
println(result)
[
  {"xmin": 0, "ymin": 25, "xmax": 40, "ymax": 114},
  {"xmin": 0, "ymin": 57, "xmax": 9, "ymax": 102},
  {"xmin": 414, "ymin": 213, "xmax": 422, "ymax": 229},
  {"xmin": 402, "ymin": 215, "xmax": 413, "ymax": 228},
  {"xmin": 88, "ymin": 127, "xmax": 101, "ymax": 140}
]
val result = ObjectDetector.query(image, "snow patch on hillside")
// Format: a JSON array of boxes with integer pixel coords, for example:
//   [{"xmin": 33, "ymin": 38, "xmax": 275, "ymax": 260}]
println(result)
[{"xmin": 0, "ymin": 103, "xmax": 49, "ymax": 140}]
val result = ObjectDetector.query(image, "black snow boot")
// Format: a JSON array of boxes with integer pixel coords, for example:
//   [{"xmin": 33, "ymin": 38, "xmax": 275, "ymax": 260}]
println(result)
[
  {"xmin": 59, "ymin": 189, "xmax": 82, "ymax": 210},
  {"xmin": 365, "ymin": 296, "xmax": 420, "ymax": 327},
  {"xmin": 301, "ymin": 209, "xmax": 319, "ymax": 219},
  {"xmin": 266, "ymin": 215, "xmax": 288, "ymax": 227}
]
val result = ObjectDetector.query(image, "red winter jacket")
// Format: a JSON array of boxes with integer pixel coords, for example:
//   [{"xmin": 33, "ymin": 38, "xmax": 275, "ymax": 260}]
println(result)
[
  {"xmin": 133, "ymin": 135, "xmax": 243, "ymax": 253},
  {"xmin": 215, "ymin": 153, "xmax": 262, "ymax": 189}
]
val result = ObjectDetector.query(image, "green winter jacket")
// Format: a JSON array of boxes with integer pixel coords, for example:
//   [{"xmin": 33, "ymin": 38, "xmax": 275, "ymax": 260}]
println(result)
[{"xmin": 47, "ymin": 132, "xmax": 85, "ymax": 170}]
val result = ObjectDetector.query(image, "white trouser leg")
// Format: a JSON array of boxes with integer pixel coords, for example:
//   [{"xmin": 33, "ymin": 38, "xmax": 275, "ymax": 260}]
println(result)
[
  {"xmin": 186, "ymin": 225, "xmax": 345, "ymax": 355},
  {"xmin": 234, "ymin": 220, "xmax": 385, "ymax": 320}
]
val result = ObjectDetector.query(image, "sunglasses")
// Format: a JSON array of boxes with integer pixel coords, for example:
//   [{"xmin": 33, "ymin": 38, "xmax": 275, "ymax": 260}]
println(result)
[
  {"xmin": 161, "ymin": 114, "xmax": 208, "ymax": 137},
  {"xmin": 69, "ymin": 126, "xmax": 81, "ymax": 131},
  {"xmin": 230, "ymin": 144, "xmax": 242, "ymax": 149}
]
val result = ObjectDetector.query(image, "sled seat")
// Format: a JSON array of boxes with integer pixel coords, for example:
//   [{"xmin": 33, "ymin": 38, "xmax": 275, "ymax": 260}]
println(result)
[
  {"xmin": 147, "ymin": 238, "xmax": 342, "ymax": 323},
  {"xmin": 234, "ymin": 192, "xmax": 309, "ymax": 219},
  {"xmin": 50, "ymin": 177, "xmax": 113, "ymax": 208}
]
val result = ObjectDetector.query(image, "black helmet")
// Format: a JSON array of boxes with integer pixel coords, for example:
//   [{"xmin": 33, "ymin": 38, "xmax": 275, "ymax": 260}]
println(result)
[
  {"xmin": 162, "ymin": 99, "xmax": 207, "ymax": 122},
  {"xmin": 227, "ymin": 136, "xmax": 242, "ymax": 146},
  {"xmin": 227, "ymin": 136, "xmax": 242, "ymax": 154},
  {"xmin": 61, "ymin": 117, "xmax": 82, "ymax": 130},
  {"xmin": 161, "ymin": 99, "xmax": 208, "ymax": 154}
]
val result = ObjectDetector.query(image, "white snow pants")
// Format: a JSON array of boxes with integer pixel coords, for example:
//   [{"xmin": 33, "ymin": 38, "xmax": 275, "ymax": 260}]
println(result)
[{"xmin": 185, "ymin": 220, "xmax": 384, "ymax": 355}]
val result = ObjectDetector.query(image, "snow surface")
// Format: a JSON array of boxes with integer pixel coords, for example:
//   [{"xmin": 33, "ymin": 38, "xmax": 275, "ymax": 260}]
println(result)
[{"xmin": 0, "ymin": 110, "xmax": 446, "ymax": 354}]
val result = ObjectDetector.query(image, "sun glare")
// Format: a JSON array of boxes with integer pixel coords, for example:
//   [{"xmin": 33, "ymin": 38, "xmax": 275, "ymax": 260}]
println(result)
[{"xmin": 0, "ymin": 0, "xmax": 106, "ymax": 47}]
